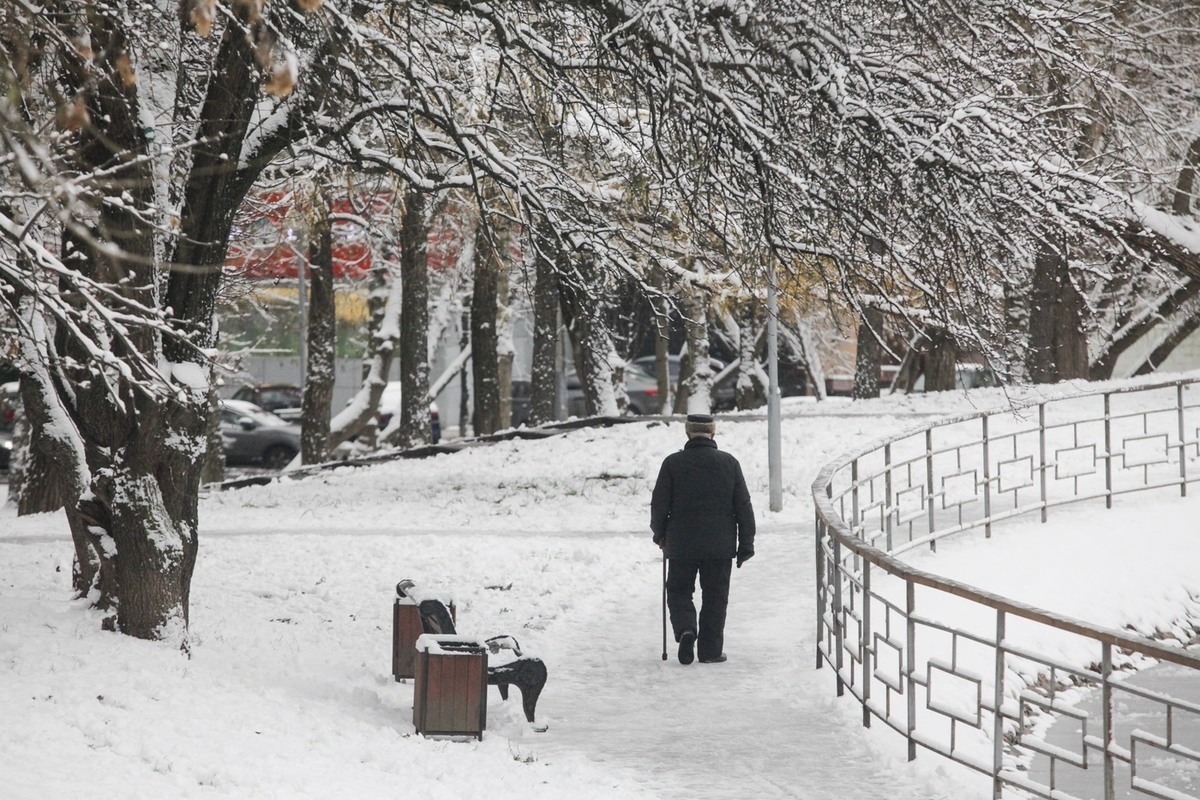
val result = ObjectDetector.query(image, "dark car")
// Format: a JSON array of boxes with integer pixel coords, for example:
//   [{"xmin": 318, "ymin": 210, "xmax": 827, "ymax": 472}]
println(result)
[
  {"xmin": 231, "ymin": 383, "xmax": 303, "ymax": 422},
  {"xmin": 629, "ymin": 354, "xmax": 736, "ymax": 411},
  {"xmin": 218, "ymin": 398, "xmax": 302, "ymax": 470},
  {"xmin": 566, "ymin": 362, "xmax": 662, "ymax": 417}
]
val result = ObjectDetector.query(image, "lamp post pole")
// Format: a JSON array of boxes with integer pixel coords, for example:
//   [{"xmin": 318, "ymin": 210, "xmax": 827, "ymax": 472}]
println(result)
[{"xmin": 767, "ymin": 261, "xmax": 783, "ymax": 512}]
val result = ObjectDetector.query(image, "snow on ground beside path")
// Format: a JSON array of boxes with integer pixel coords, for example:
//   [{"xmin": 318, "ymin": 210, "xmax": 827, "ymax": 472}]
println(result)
[{"xmin": 1, "ymin": 374, "xmax": 1198, "ymax": 799}]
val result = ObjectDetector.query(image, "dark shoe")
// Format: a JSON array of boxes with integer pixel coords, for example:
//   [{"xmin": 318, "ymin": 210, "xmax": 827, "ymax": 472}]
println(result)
[
  {"xmin": 699, "ymin": 653, "xmax": 727, "ymax": 663},
  {"xmin": 677, "ymin": 630, "xmax": 696, "ymax": 665}
]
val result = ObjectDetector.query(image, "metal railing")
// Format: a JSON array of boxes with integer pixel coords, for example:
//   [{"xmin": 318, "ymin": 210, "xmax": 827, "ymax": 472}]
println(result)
[{"xmin": 813, "ymin": 379, "xmax": 1200, "ymax": 800}]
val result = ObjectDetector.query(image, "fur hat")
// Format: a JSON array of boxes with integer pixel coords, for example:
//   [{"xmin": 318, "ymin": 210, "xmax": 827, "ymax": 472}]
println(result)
[{"xmin": 685, "ymin": 414, "xmax": 716, "ymax": 435}]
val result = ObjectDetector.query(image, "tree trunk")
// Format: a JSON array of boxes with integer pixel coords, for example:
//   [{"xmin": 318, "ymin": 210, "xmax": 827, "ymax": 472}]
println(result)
[
  {"xmin": 199, "ymin": 384, "xmax": 226, "ymax": 485},
  {"xmin": 5, "ymin": 393, "xmax": 30, "ymax": 509},
  {"xmin": 471, "ymin": 219, "xmax": 502, "ymax": 435},
  {"xmin": 1172, "ymin": 136, "xmax": 1200, "ymax": 218},
  {"xmin": 529, "ymin": 219, "xmax": 561, "ymax": 426},
  {"xmin": 1027, "ymin": 238, "xmax": 1089, "ymax": 383},
  {"xmin": 852, "ymin": 308, "xmax": 884, "ymax": 399},
  {"xmin": 679, "ymin": 284, "xmax": 713, "ymax": 414},
  {"xmin": 654, "ymin": 318, "xmax": 672, "ymax": 414},
  {"xmin": 331, "ymin": 236, "xmax": 399, "ymax": 450},
  {"xmin": 496, "ymin": 234, "xmax": 515, "ymax": 431},
  {"xmin": 651, "ymin": 275, "xmax": 674, "ymax": 414},
  {"xmin": 302, "ymin": 187, "xmax": 335, "ymax": 465},
  {"xmin": 13, "ymin": 0, "xmax": 335, "ymax": 646},
  {"xmin": 560, "ymin": 266, "xmax": 618, "ymax": 416},
  {"xmin": 735, "ymin": 299, "xmax": 767, "ymax": 409},
  {"xmin": 396, "ymin": 187, "xmax": 432, "ymax": 447},
  {"xmin": 924, "ymin": 327, "xmax": 958, "ymax": 392},
  {"xmin": 791, "ymin": 312, "xmax": 827, "ymax": 400},
  {"xmin": 1002, "ymin": 273, "xmax": 1031, "ymax": 385}
]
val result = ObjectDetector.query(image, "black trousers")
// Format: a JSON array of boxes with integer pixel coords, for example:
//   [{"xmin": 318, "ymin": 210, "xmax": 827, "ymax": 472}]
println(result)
[{"xmin": 666, "ymin": 557, "xmax": 733, "ymax": 661}]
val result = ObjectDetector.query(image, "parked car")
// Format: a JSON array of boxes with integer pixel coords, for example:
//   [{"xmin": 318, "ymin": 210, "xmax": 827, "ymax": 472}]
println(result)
[
  {"xmin": 629, "ymin": 354, "xmax": 736, "ymax": 410},
  {"xmin": 377, "ymin": 382, "xmax": 441, "ymax": 443},
  {"xmin": 218, "ymin": 399, "xmax": 303, "ymax": 470},
  {"xmin": 566, "ymin": 362, "xmax": 661, "ymax": 417},
  {"xmin": 230, "ymin": 383, "xmax": 303, "ymax": 422}
]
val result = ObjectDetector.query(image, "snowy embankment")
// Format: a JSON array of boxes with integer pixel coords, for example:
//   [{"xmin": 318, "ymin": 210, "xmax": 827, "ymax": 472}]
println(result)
[{"xmin": 1, "ymin": 375, "xmax": 1197, "ymax": 799}]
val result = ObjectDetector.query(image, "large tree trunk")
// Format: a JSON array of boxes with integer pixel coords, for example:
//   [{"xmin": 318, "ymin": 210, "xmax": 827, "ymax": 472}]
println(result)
[
  {"xmin": 852, "ymin": 307, "xmax": 884, "ymax": 399},
  {"xmin": 330, "ymin": 234, "xmax": 399, "ymax": 451},
  {"xmin": 36, "ymin": 7, "xmax": 201, "ymax": 643},
  {"xmin": 654, "ymin": 309, "xmax": 673, "ymax": 414},
  {"xmin": 496, "ymin": 227, "xmax": 515, "ymax": 430},
  {"xmin": 199, "ymin": 382, "xmax": 226, "ymax": 485},
  {"xmin": 560, "ymin": 266, "xmax": 619, "ymax": 416},
  {"xmin": 924, "ymin": 327, "xmax": 958, "ymax": 392},
  {"xmin": 678, "ymin": 284, "xmax": 713, "ymax": 414},
  {"xmin": 395, "ymin": 188, "xmax": 432, "ymax": 447},
  {"xmin": 1027, "ymin": 238, "xmax": 1089, "ymax": 383},
  {"xmin": 529, "ymin": 218, "xmax": 561, "ymax": 426},
  {"xmin": 650, "ymin": 272, "xmax": 674, "ymax": 414},
  {"xmin": 735, "ymin": 299, "xmax": 767, "ymax": 410},
  {"xmin": 471, "ymin": 218, "xmax": 502, "ymax": 435},
  {"xmin": 302, "ymin": 187, "xmax": 335, "ymax": 465},
  {"xmin": 56, "ymin": 5, "xmax": 321, "ymax": 644}
]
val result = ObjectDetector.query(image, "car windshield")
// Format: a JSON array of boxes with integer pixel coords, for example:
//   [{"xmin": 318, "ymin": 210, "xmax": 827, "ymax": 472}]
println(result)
[
  {"xmin": 567, "ymin": 363, "xmax": 656, "ymax": 387},
  {"xmin": 220, "ymin": 402, "xmax": 289, "ymax": 428}
]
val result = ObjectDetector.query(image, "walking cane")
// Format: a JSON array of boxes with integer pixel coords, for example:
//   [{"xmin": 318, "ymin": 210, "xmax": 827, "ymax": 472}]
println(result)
[{"xmin": 661, "ymin": 551, "xmax": 668, "ymax": 660}]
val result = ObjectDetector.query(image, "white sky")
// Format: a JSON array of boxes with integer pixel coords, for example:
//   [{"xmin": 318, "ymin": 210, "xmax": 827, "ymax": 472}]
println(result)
[{"xmin": 1, "ymin": 376, "xmax": 1197, "ymax": 799}]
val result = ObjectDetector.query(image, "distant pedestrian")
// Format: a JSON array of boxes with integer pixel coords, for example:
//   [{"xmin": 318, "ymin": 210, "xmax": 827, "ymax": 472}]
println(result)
[{"xmin": 650, "ymin": 414, "xmax": 756, "ymax": 664}]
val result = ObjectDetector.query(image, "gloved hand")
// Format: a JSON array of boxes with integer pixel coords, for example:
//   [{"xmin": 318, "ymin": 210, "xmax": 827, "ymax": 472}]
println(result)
[
  {"xmin": 653, "ymin": 534, "xmax": 664, "ymax": 549},
  {"xmin": 736, "ymin": 550, "xmax": 754, "ymax": 568}
]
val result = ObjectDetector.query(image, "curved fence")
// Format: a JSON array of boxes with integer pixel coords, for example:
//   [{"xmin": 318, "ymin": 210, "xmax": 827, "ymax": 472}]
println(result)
[{"xmin": 813, "ymin": 379, "xmax": 1200, "ymax": 800}]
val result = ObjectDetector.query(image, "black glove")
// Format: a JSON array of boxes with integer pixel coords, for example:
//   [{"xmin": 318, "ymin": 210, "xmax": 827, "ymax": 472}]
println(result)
[
  {"xmin": 736, "ymin": 550, "xmax": 754, "ymax": 568},
  {"xmin": 653, "ymin": 534, "xmax": 664, "ymax": 548}
]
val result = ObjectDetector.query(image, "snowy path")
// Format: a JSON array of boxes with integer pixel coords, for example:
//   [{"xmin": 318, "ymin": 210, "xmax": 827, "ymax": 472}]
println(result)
[
  {"xmin": 5, "ymin": 382, "xmax": 1197, "ymax": 799},
  {"xmin": 529, "ymin": 521, "xmax": 965, "ymax": 800}
]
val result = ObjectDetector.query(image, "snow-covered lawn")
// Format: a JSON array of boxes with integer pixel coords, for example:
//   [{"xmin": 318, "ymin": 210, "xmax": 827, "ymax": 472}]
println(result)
[{"xmin": 2, "ymin": 376, "xmax": 1197, "ymax": 799}]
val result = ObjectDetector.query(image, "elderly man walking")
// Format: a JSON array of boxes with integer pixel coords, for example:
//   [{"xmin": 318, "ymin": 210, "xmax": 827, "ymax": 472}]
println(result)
[{"xmin": 650, "ymin": 414, "xmax": 756, "ymax": 664}]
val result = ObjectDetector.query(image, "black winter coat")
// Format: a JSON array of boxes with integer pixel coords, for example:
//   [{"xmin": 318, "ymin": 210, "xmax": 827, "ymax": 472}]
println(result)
[{"xmin": 650, "ymin": 437, "xmax": 756, "ymax": 560}]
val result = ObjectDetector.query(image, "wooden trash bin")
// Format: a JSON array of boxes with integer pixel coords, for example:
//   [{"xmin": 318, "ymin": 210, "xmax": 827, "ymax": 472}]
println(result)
[
  {"xmin": 393, "ymin": 580, "xmax": 454, "ymax": 681},
  {"xmin": 413, "ymin": 634, "xmax": 488, "ymax": 739}
]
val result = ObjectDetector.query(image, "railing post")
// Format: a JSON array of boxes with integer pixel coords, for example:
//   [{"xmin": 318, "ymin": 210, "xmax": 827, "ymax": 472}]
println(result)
[
  {"xmin": 884, "ymin": 444, "xmax": 894, "ymax": 551},
  {"xmin": 815, "ymin": 503, "xmax": 825, "ymax": 671},
  {"xmin": 851, "ymin": 458, "xmax": 860, "ymax": 533},
  {"xmin": 1179, "ymin": 383, "xmax": 1188, "ymax": 498},
  {"xmin": 1039, "ymin": 403, "xmax": 1048, "ymax": 522},
  {"xmin": 833, "ymin": 535, "xmax": 845, "ymax": 696},
  {"xmin": 906, "ymin": 580, "xmax": 917, "ymax": 761},
  {"xmin": 1104, "ymin": 393, "xmax": 1113, "ymax": 509},
  {"xmin": 1102, "ymin": 642, "xmax": 1115, "ymax": 800},
  {"xmin": 982, "ymin": 414, "xmax": 992, "ymax": 538},
  {"xmin": 862, "ymin": 561, "xmax": 872, "ymax": 728},
  {"xmin": 926, "ymin": 429, "xmax": 936, "ymax": 550},
  {"xmin": 992, "ymin": 610, "xmax": 1006, "ymax": 800}
]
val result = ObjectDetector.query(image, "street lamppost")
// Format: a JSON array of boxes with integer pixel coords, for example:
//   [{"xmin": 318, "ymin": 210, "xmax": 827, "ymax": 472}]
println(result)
[{"xmin": 767, "ymin": 260, "xmax": 782, "ymax": 512}]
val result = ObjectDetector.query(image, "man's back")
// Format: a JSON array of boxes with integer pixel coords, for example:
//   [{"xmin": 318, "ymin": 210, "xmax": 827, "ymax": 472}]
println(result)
[{"xmin": 651, "ymin": 437, "xmax": 754, "ymax": 559}]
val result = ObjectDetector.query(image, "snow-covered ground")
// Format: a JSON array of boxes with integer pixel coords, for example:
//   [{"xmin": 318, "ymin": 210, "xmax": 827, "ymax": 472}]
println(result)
[{"xmin": 2, "ymin": 377, "xmax": 1198, "ymax": 799}]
